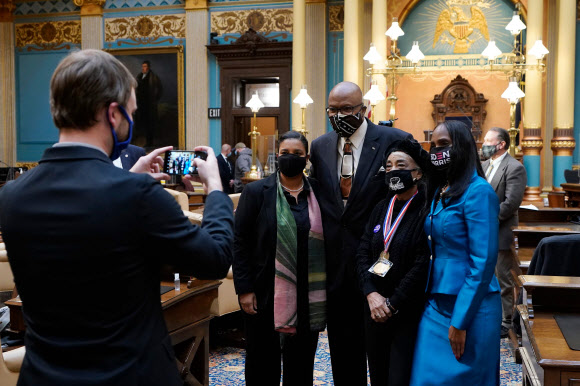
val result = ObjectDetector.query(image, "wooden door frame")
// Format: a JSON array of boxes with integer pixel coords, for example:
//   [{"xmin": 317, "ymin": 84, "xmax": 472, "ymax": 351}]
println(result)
[{"xmin": 207, "ymin": 29, "xmax": 292, "ymax": 147}]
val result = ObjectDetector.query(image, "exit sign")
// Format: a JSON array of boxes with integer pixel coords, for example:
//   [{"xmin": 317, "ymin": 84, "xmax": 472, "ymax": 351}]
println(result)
[{"xmin": 208, "ymin": 108, "xmax": 221, "ymax": 118}]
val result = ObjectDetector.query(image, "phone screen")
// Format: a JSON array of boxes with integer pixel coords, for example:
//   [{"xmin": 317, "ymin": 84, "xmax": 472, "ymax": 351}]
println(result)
[{"xmin": 163, "ymin": 150, "xmax": 207, "ymax": 175}]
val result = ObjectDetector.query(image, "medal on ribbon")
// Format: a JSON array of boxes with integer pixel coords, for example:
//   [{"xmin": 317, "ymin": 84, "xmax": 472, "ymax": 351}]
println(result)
[{"xmin": 369, "ymin": 191, "xmax": 417, "ymax": 277}]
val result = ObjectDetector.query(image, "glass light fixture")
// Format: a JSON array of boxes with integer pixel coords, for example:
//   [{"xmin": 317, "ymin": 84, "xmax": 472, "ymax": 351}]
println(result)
[
  {"xmin": 292, "ymin": 86, "xmax": 313, "ymax": 108},
  {"xmin": 293, "ymin": 85, "xmax": 313, "ymax": 135},
  {"xmin": 482, "ymin": 41, "xmax": 503, "ymax": 61},
  {"xmin": 246, "ymin": 92, "xmax": 264, "ymax": 113},
  {"xmin": 363, "ymin": 83, "xmax": 386, "ymax": 105},
  {"xmin": 363, "ymin": 43, "xmax": 383, "ymax": 65},
  {"xmin": 501, "ymin": 77, "xmax": 525, "ymax": 103},
  {"xmin": 529, "ymin": 39, "xmax": 549, "ymax": 60},
  {"xmin": 405, "ymin": 41, "xmax": 425, "ymax": 64},
  {"xmin": 505, "ymin": 11, "xmax": 526, "ymax": 35},
  {"xmin": 385, "ymin": 17, "xmax": 405, "ymax": 41}
]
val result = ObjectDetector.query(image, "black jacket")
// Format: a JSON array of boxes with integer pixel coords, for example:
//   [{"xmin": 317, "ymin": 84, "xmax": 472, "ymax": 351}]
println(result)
[
  {"xmin": 0, "ymin": 145, "xmax": 233, "ymax": 386},
  {"xmin": 119, "ymin": 144, "xmax": 146, "ymax": 170},
  {"xmin": 355, "ymin": 185, "xmax": 430, "ymax": 315},
  {"xmin": 217, "ymin": 153, "xmax": 234, "ymax": 194},
  {"xmin": 233, "ymin": 173, "xmax": 323, "ymax": 310},
  {"xmin": 309, "ymin": 120, "xmax": 411, "ymax": 294}
]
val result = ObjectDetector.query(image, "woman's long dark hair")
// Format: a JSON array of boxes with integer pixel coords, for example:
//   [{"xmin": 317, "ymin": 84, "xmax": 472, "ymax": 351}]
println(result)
[{"xmin": 428, "ymin": 120, "xmax": 484, "ymax": 207}]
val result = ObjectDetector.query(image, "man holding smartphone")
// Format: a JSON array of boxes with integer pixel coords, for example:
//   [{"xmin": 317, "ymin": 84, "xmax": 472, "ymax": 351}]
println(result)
[{"xmin": 0, "ymin": 49, "xmax": 232, "ymax": 386}]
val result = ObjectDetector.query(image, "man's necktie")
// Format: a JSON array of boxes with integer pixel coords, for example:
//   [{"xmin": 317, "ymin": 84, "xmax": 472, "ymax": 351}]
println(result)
[
  {"xmin": 340, "ymin": 140, "xmax": 353, "ymax": 199},
  {"xmin": 485, "ymin": 162, "xmax": 494, "ymax": 182}
]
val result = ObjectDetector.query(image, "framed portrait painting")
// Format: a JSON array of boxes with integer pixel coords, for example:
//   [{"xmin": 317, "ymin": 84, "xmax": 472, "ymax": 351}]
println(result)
[{"xmin": 106, "ymin": 46, "xmax": 184, "ymax": 150}]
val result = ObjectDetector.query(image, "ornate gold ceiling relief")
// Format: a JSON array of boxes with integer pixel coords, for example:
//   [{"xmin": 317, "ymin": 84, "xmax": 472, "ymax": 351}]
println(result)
[
  {"xmin": 105, "ymin": 14, "xmax": 185, "ymax": 45},
  {"xmin": 211, "ymin": 8, "xmax": 293, "ymax": 36},
  {"xmin": 328, "ymin": 5, "xmax": 343, "ymax": 32},
  {"xmin": 15, "ymin": 21, "xmax": 81, "ymax": 51},
  {"xmin": 0, "ymin": 0, "xmax": 16, "ymax": 23}
]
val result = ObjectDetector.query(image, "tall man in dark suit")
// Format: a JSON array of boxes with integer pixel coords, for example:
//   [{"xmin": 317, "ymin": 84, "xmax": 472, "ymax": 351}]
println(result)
[
  {"xmin": 481, "ymin": 127, "xmax": 527, "ymax": 337},
  {"xmin": 217, "ymin": 143, "xmax": 234, "ymax": 194},
  {"xmin": 309, "ymin": 81, "xmax": 411, "ymax": 385},
  {"xmin": 0, "ymin": 49, "xmax": 233, "ymax": 386}
]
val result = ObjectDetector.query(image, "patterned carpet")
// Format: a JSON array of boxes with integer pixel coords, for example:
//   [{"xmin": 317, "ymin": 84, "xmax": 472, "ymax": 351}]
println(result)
[{"xmin": 209, "ymin": 330, "xmax": 522, "ymax": 385}]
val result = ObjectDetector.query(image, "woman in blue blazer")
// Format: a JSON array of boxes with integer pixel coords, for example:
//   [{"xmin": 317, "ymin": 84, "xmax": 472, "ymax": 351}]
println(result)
[{"xmin": 410, "ymin": 120, "xmax": 502, "ymax": 385}]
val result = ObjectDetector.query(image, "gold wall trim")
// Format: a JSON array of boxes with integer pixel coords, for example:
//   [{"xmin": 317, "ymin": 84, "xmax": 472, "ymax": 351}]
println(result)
[
  {"xmin": 15, "ymin": 162, "xmax": 38, "ymax": 170},
  {"xmin": 15, "ymin": 20, "xmax": 81, "ymax": 50},
  {"xmin": 15, "ymin": 12, "xmax": 79, "ymax": 19},
  {"xmin": 74, "ymin": 0, "xmax": 105, "ymax": 15},
  {"xmin": 105, "ymin": 14, "xmax": 185, "ymax": 43},
  {"xmin": 211, "ymin": 8, "xmax": 292, "ymax": 35},
  {"xmin": 0, "ymin": 0, "xmax": 15, "ymax": 22},
  {"xmin": 185, "ymin": 0, "xmax": 207, "ymax": 10},
  {"xmin": 328, "ymin": 5, "xmax": 343, "ymax": 32}
]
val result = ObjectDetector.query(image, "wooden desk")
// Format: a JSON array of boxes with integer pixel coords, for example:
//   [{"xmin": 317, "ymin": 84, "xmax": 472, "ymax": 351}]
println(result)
[
  {"xmin": 5, "ymin": 280, "xmax": 220, "ymax": 386},
  {"xmin": 513, "ymin": 223, "xmax": 580, "ymax": 253},
  {"xmin": 519, "ymin": 204, "xmax": 580, "ymax": 223},
  {"xmin": 518, "ymin": 276, "xmax": 580, "ymax": 386},
  {"xmin": 161, "ymin": 279, "xmax": 220, "ymax": 386}
]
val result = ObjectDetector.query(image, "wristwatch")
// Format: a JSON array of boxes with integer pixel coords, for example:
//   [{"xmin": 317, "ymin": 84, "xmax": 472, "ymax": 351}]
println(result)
[{"xmin": 385, "ymin": 298, "xmax": 399, "ymax": 315}]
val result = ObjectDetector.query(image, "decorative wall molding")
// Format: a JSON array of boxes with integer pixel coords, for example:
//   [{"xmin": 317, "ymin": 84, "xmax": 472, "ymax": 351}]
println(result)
[
  {"xmin": 210, "ymin": 8, "xmax": 292, "ymax": 36},
  {"xmin": 14, "ymin": 0, "xmax": 79, "ymax": 16},
  {"xmin": 73, "ymin": 0, "xmax": 105, "ymax": 6},
  {"xmin": 328, "ymin": 5, "xmax": 342, "ymax": 32},
  {"xmin": 105, "ymin": 14, "xmax": 185, "ymax": 44},
  {"xmin": 0, "ymin": 0, "xmax": 16, "ymax": 22},
  {"xmin": 105, "ymin": 0, "xmax": 184, "ymax": 10},
  {"xmin": 15, "ymin": 21, "xmax": 81, "ymax": 50}
]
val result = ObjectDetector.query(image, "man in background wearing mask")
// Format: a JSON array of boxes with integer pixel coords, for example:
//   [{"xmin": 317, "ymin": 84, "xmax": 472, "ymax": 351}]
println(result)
[
  {"xmin": 0, "ymin": 49, "xmax": 233, "ymax": 385},
  {"xmin": 309, "ymin": 81, "xmax": 411, "ymax": 386},
  {"xmin": 481, "ymin": 127, "xmax": 527, "ymax": 338}
]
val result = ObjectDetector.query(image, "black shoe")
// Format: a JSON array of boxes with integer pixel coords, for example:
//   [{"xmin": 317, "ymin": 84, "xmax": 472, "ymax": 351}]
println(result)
[{"xmin": 500, "ymin": 325, "xmax": 510, "ymax": 339}]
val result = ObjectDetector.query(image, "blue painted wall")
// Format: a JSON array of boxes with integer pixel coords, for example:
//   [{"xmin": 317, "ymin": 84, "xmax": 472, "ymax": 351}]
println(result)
[
  {"xmin": 574, "ymin": 20, "xmax": 580, "ymax": 164},
  {"xmin": 327, "ymin": 30, "xmax": 343, "ymax": 133},
  {"xmin": 208, "ymin": 52, "xmax": 221, "ymax": 154},
  {"xmin": 16, "ymin": 51, "xmax": 72, "ymax": 161}
]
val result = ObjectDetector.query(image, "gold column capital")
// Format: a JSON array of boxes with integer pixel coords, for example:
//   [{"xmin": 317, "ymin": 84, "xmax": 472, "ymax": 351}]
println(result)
[
  {"xmin": 0, "ymin": 0, "xmax": 15, "ymax": 23},
  {"xmin": 551, "ymin": 126, "xmax": 576, "ymax": 156},
  {"xmin": 74, "ymin": 0, "xmax": 105, "ymax": 16},
  {"xmin": 521, "ymin": 140, "xmax": 544, "ymax": 156},
  {"xmin": 185, "ymin": 0, "xmax": 207, "ymax": 11}
]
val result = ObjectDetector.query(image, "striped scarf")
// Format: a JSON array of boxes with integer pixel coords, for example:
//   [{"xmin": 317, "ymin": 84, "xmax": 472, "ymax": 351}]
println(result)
[{"xmin": 274, "ymin": 174, "xmax": 326, "ymax": 334}]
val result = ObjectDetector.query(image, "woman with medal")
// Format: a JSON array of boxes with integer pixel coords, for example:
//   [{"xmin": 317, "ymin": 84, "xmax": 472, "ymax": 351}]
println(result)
[
  {"xmin": 233, "ymin": 130, "xmax": 327, "ymax": 385},
  {"xmin": 355, "ymin": 139, "xmax": 430, "ymax": 385},
  {"xmin": 409, "ymin": 120, "xmax": 501, "ymax": 385}
]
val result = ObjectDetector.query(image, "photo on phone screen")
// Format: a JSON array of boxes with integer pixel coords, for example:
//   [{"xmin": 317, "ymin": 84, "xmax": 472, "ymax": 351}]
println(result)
[{"xmin": 163, "ymin": 150, "xmax": 207, "ymax": 175}]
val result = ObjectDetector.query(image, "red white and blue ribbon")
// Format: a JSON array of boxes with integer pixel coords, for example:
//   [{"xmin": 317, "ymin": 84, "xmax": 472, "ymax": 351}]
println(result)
[{"xmin": 382, "ymin": 191, "xmax": 418, "ymax": 253}]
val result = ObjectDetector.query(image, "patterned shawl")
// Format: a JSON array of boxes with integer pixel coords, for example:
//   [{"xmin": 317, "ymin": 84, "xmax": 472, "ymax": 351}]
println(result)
[{"xmin": 274, "ymin": 174, "xmax": 326, "ymax": 334}]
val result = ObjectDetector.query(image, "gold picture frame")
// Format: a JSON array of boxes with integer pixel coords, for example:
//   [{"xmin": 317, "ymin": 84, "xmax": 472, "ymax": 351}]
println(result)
[{"xmin": 105, "ymin": 46, "xmax": 185, "ymax": 150}]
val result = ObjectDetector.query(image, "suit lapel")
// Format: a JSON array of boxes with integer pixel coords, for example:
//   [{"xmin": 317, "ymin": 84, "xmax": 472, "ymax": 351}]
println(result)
[
  {"xmin": 318, "ymin": 132, "xmax": 343, "ymax": 207},
  {"xmin": 490, "ymin": 155, "xmax": 509, "ymax": 191},
  {"xmin": 345, "ymin": 124, "xmax": 381, "ymax": 210},
  {"xmin": 262, "ymin": 175, "xmax": 278, "ymax": 233}
]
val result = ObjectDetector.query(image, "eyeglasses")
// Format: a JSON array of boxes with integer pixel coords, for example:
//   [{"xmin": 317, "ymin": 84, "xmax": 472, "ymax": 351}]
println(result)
[{"xmin": 326, "ymin": 103, "xmax": 364, "ymax": 116}]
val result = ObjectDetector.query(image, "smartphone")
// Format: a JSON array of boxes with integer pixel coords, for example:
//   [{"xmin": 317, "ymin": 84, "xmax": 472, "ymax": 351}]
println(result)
[{"xmin": 163, "ymin": 150, "xmax": 208, "ymax": 175}]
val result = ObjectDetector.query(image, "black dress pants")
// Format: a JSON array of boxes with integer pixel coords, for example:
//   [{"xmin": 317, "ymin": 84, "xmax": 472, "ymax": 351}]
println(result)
[
  {"xmin": 364, "ymin": 304, "xmax": 420, "ymax": 386},
  {"xmin": 242, "ymin": 310, "xmax": 319, "ymax": 386},
  {"xmin": 326, "ymin": 286, "xmax": 368, "ymax": 386}
]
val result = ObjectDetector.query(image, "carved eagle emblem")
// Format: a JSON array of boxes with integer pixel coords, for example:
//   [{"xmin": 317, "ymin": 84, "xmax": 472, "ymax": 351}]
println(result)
[{"xmin": 433, "ymin": 6, "xmax": 489, "ymax": 54}]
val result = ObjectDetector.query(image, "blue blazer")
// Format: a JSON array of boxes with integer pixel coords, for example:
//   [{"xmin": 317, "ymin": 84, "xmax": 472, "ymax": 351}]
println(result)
[{"xmin": 425, "ymin": 171, "xmax": 501, "ymax": 330}]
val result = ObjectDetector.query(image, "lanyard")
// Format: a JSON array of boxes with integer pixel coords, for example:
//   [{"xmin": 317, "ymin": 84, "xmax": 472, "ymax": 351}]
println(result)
[{"xmin": 382, "ymin": 191, "xmax": 417, "ymax": 252}]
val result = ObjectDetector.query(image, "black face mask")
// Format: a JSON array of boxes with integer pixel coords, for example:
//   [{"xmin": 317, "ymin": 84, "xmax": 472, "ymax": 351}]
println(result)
[
  {"xmin": 429, "ymin": 146, "xmax": 452, "ymax": 171},
  {"xmin": 278, "ymin": 154, "xmax": 307, "ymax": 177},
  {"xmin": 329, "ymin": 112, "xmax": 364, "ymax": 138},
  {"xmin": 385, "ymin": 169, "xmax": 418, "ymax": 193}
]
